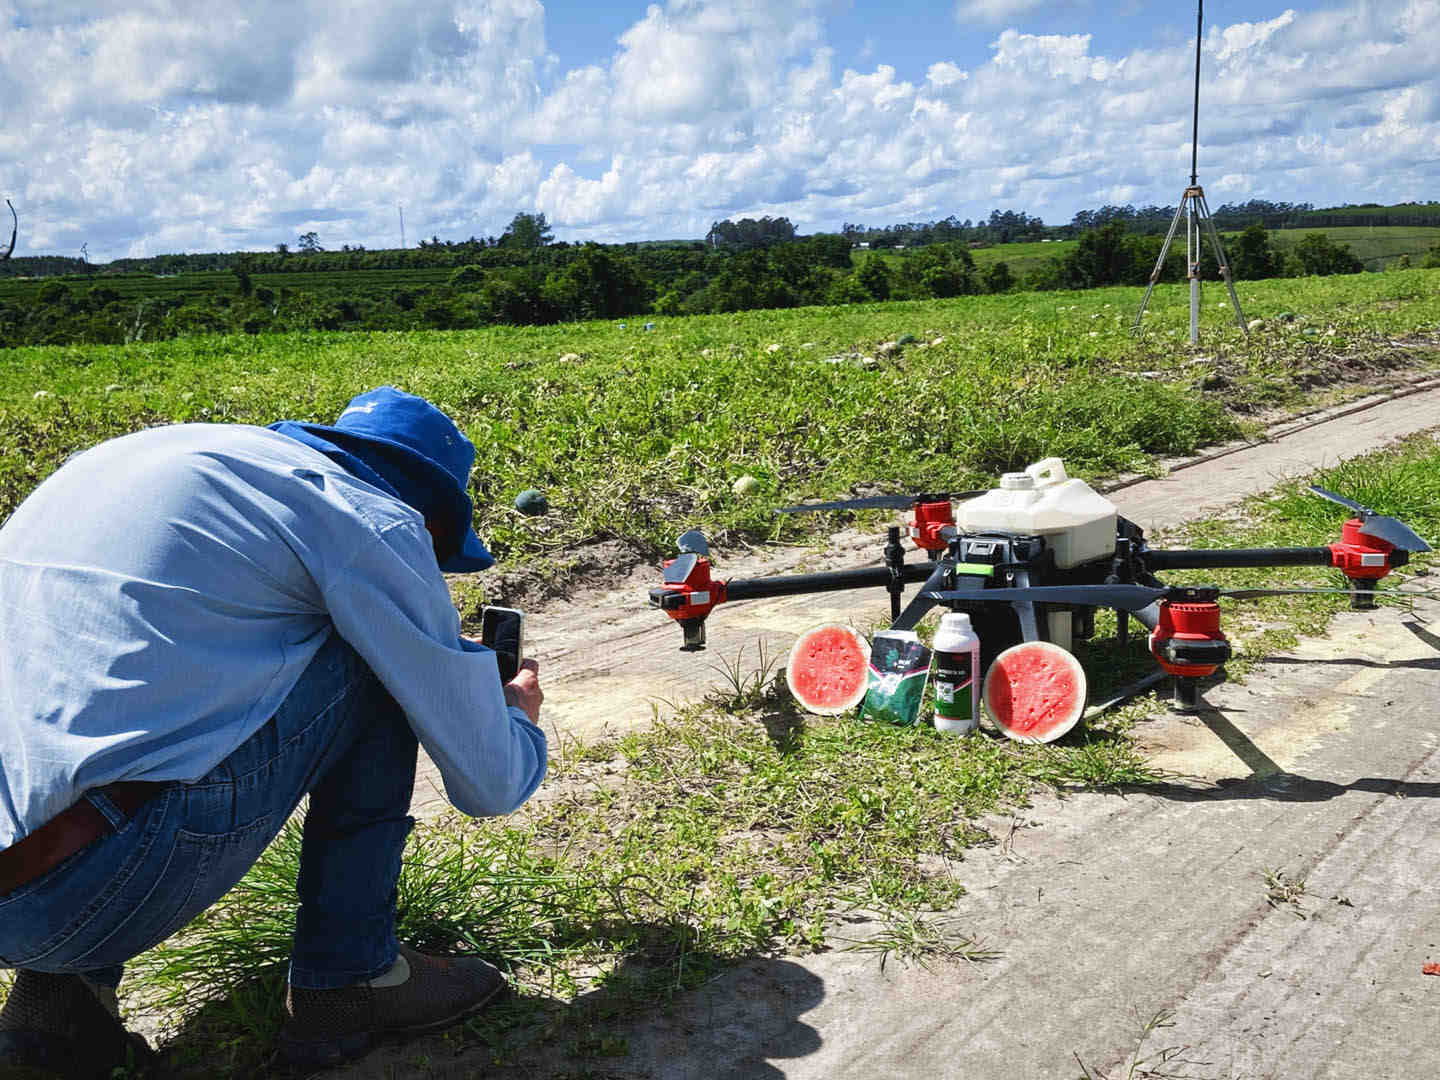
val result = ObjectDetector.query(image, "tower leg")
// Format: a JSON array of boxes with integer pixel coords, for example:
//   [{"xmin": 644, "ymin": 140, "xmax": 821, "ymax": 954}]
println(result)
[
  {"xmin": 1132, "ymin": 199, "xmax": 1188, "ymax": 333},
  {"xmin": 1195, "ymin": 190, "xmax": 1249, "ymax": 334},
  {"xmin": 1135, "ymin": 184, "xmax": 1249, "ymax": 341}
]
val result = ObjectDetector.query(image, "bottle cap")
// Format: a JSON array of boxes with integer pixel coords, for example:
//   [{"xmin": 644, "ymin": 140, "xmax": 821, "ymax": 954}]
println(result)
[
  {"xmin": 999, "ymin": 472, "xmax": 1034, "ymax": 490},
  {"xmin": 939, "ymin": 612, "xmax": 973, "ymax": 633}
]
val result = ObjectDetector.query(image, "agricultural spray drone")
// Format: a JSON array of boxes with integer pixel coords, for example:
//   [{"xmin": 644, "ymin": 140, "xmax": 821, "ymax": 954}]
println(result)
[{"xmin": 648, "ymin": 459, "xmax": 1432, "ymax": 714}]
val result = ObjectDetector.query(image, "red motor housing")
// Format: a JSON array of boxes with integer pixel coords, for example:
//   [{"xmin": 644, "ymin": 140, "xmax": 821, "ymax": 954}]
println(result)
[
  {"xmin": 907, "ymin": 499, "xmax": 956, "ymax": 553},
  {"xmin": 649, "ymin": 554, "xmax": 728, "ymax": 649},
  {"xmin": 1149, "ymin": 600, "xmax": 1230, "ymax": 678},
  {"xmin": 1329, "ymin": 518, "xmax": 1394, "ymax": 581}
]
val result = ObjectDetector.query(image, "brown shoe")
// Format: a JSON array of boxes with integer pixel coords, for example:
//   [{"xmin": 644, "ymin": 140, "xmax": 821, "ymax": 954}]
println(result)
[
  {"xmin": 0, "ymin": 969, "xmax": 155, "ymax": 1080},
  {"xmin": 276, "ymin": 945, "xmax": 508, "ymax": 1068}
]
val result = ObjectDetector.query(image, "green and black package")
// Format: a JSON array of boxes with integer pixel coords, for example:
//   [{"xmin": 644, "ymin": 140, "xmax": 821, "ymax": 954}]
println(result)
[{"xmin": 860, "ymin": 630, "xmax": 932, "ymax": 726}]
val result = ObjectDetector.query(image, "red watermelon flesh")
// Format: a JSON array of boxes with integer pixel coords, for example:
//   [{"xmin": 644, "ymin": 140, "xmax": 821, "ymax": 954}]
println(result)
[
  {"xmin": 786, "ymin": 625, "xmax": 870, "ymax": 715},
  {"xmin": 983, "ymin": 641, "xmax": 1087, "ymax": 743}
]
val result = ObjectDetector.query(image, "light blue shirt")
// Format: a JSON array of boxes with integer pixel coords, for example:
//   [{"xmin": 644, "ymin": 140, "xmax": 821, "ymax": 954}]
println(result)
[{"xmin": 0, "ymin": 423, "xmax": 547, "ymax": 848}]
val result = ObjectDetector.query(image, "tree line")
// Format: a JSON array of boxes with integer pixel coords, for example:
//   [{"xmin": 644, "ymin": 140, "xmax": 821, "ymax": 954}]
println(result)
[
  {"xmin": 2, "ymin": 212, "xmax": 1434, "ymax": 349},
  {"xmin": 840, "ymin": 199, "xmax": 1440, "ymax": 249}
]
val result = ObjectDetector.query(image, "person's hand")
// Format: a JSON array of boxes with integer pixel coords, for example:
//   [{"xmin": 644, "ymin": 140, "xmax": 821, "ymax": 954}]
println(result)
[{"xmin": 503, "ymin": 658, "xmax": 543, "ymax": 725}]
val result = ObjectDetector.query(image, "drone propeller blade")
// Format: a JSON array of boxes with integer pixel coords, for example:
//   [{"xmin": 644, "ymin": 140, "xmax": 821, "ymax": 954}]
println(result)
[
  {"xmin": 926, "ymin": 583, "xmax": 1439, "ymax": 610},
  {"xmin": 662, "ymin": 552, "xmax": 699, "ymax": 584},
  {"xmin": 676, "ymin": 529, "xmax": 711, "ymax": 557},
  {"xmin": 924, "ymin": 583, "xmax": 1168, "ymax": 612},
  {"xmin": 778, "ymin": 494, "xmax": 917, "ymax": 514},
  {"xmin": 1307, "ymin": 485, "xmax": 1431, "ymax": 552},
  {"xmin": 1308, "ymin": 485, "xmax": 1370, "ymax": 515},
  {"xmin": 777, "ymin": 489, "xmax": 988, "ymax": 515},
  {"xmin": 1219, "ymin": 587, "xmax": 1373, "ymax": 600},
  {"xmin": 1356, "ymin": 515, "xmax": 1432, "ymax": 554}
]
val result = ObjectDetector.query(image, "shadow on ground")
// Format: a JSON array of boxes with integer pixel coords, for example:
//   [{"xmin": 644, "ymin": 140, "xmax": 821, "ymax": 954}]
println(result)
[{"xmin": 147, "ymin": 936, "xmax": 826, "ymax": 1080}]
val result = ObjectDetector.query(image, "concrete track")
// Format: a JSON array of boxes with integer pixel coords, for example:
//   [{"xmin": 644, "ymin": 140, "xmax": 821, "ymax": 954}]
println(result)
[{"xmin": 390, "ymin": 382, "xmax": 1440, "ymax": 1080}]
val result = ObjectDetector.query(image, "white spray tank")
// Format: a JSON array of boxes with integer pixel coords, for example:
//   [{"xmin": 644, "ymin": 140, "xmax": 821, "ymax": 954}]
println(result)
[{"xmin": 957, "ymin": 458, "xmax": 1118, "ymax": 653}]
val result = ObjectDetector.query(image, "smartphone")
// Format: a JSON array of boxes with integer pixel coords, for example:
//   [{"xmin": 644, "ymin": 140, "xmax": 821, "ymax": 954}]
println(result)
[{"xmin": 481, "ymin": 606, "xmax": 525, "ymax": 683}]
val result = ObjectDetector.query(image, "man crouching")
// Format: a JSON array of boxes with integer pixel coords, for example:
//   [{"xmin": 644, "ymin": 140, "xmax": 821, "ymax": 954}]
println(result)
[{"xmin": 0, "ymin": 387, "xmax": 546, "ymax": 1076}]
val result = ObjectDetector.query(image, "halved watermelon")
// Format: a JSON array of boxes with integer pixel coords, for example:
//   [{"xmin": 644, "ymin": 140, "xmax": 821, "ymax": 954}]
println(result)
[
  {"xmin": 785, "ymin": 624, "xmax": 870, "ymax": 715},
  {"xmin": 982, "ymin": 641, "xmax": 1088, "ymax": 743}
]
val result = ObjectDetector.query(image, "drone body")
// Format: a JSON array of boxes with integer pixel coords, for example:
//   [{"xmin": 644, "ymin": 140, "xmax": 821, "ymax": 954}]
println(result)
[{"xmin": 650, "ymin": 460, "xmax": 1431, "ymax": 713}]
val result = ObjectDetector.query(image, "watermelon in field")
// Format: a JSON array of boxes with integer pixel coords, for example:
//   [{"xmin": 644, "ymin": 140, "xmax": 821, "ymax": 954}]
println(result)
[
  {"xmin": 982, "ymin": 641, "xmax": 1088, "ymax": 743},
  {"xmin": 785, "ymin": 624, "xmax": 870, "ymax": 715}
]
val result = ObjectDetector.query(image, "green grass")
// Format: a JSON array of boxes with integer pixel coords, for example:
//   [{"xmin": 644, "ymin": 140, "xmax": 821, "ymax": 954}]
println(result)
[
  {"xmin": 102, "ymin": 432, "xmax": 1438, "ymax": 1077},
  {"xmin": 1147, "ymin": 431, "xmax": 1440, "ymax": 665},
  {"xmin": 117, "ymin": 677, "xmax": 1159, "ymax": 1077},
  {"xmin": 4, "ymin": 269, "xmax": 1437, "ymax": 581},
  {"xmin": 3, "ymin": 400, "xmax": 1436, "ymax": 1075},
  {"xmin": 1267, "ymin": 225, "xmax": 1440, "ymax": 270}
]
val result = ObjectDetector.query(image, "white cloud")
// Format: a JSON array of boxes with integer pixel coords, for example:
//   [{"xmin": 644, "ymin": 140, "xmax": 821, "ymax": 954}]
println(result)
[
  {"xmin": 954, "ymin": 0, "xmax": 1088, "ymax": 24},
  {"xmin": 1208, "ymin": 9, "xmax": 1297, "ymax": 63},
  {"xmin": 0, "ymin": 0, "xmax": 1436, "ymax": 260},
  {"xmin": 926, "ymin": 61, "xmax": 969, "ymax": 89}
]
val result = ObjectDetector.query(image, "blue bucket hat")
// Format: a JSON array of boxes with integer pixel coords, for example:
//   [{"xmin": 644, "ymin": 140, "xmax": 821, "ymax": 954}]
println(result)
[{"xmin": 270, "ymin": 386, "xmax": 494, "ymax": 572}]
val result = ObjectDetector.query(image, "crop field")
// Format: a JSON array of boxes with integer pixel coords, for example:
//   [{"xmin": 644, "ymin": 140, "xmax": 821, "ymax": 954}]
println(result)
[
  {"xmin": 4, "ymin": 225, "xmax": 1435, "ymax": 316},
  {"xmin": 3, "ymin": 268, "xmax": 1438, "ymax": 573},
  {"xmin": 870, "ymin": 226, "xmax": 1440, "ymax": 279},
  {"xmin": 2, "ymin": 267, "xmax": 1438, "ymax": 1077},
  {"xmin": 1266, "ymin": 225, "xmax": 1440, "ymax": 269},
  {"xmin": 0, "ymin": 265, "xmax": 459, "ymax": 305},
  {"xmin": 859, "ymin": 239, "xmax": 1078, "ymax": 278}
]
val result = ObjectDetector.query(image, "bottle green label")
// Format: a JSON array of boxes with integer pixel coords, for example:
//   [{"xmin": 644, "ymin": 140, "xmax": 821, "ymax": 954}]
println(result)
[{"xmin": 932, "ymin": 650, "xmax": 974, "ymax": 720}]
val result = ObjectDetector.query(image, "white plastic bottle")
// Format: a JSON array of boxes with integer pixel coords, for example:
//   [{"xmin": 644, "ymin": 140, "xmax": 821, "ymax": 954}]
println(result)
[{"xmin": 931, "ymin": 612, "xmax": 981, "ymax": 734}]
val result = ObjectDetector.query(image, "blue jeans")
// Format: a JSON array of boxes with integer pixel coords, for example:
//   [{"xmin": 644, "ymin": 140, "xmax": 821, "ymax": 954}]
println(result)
[{"xmin": 0, "ymin": 633, "xmax": 418, "ymax": 990}]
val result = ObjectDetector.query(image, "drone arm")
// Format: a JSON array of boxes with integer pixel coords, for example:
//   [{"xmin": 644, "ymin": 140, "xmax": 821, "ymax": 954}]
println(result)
[
  {"xmin": 726, "ymin": 562, "xmax": 935, "ymax": 602},
  {"xmin": 1143, "ymin": 546, "xmax": 1335, "ymax": 571}
]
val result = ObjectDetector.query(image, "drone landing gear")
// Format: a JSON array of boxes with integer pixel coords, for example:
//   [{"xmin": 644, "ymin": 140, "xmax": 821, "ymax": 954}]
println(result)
[
  {"xmin": 1348, "ymin": 580, "xmax": 1378, "ymax": 611},
  {"xmin": 1172, "ymin": 675, "xmax": 1206, "ymax": 712}
]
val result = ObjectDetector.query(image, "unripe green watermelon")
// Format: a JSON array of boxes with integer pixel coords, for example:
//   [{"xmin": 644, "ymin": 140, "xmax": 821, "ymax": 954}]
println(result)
[{"xmin": 514, "ymin": 489, "xmax": 549, "ymax": 516}]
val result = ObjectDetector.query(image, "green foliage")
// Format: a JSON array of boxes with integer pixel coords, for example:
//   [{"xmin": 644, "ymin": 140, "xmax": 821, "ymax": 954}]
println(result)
[
  {"xmin": 705, "ymin": 216, "xmax": 796, "ymax": 251},
  {"xmin": 1423, "ymin": 244, "xmax": 1440, "ymax": 270},
  {"xmin": 1061, "ymin": 223, "xmax": 1141, "ymax": 289},
  {"xmin": 891, "ymin": 244, "xmax": 979, "ymax": 300},
  {"xmin": 1292, "ymin": 232, "xmax": 1364, "ymax": 277},
  {"xmin": 232, "ymin": 258, "xmax": 254, "ymax": 297},
  {"xmin": 501, "ymin": 212, "xmax": 554, "ymax": 250},
  {"xmin": 36, "ymin": 281, "xmax": 69, "ymax": 306},
  {"xmin": 542, "ymin": 245, "xmax": 651, "ymax": 321},
  {"xmin": 449, "ymin": 264, "xmax": 486, "ymax": 288},
  {"xmin": 855, "ymin": 254, "xmax": 892, "ymax": 300},
  {"xmin": 825, "ymin": 274, "xmax": 872, "ymax": 305},
  {"xmin": 4, "ymin": 269, "xmax": 1437, "ymax": 566},
  {"xmin": 6, "ymin": 220, "xmax": 1438, "ymax": 349},
  {"xmin": 1230, "ymin": 224, "xmax": 1286, "ymax": 280},
  {"xmin": 982, "ymin": 260, "xmax": 1014, "ymax": 294}
]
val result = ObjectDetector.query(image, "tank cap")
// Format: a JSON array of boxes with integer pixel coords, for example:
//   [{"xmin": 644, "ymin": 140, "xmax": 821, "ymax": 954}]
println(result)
[
  {"xmin": 939, "ymin": 612, "xmax": 973, "ymax": 633},
  {"xmin": 999, "ymin": 472, "xmax": 1035, "ymax": 490}
]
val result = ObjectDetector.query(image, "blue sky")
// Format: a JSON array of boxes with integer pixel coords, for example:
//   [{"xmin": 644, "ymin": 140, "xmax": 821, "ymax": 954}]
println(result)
[{"xmin": 2, "ymin": 1, "xmax": 1436, "ymax": 260}]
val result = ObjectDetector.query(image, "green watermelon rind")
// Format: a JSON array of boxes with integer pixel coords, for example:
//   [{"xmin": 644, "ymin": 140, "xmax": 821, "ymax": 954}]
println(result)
[
  {"xmin": 785, "ymin": 624, "xmax": 871, "ymax": 716},
  {"xmin": 982, "ymin": 641, "xmax": 1088, "ymax": 744}
]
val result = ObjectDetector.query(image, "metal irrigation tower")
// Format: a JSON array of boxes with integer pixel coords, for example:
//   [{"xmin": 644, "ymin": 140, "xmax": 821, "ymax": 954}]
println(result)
[{"xmin": 1133, "ymin": 0, "xmax": 1248, "ymax": 343}]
